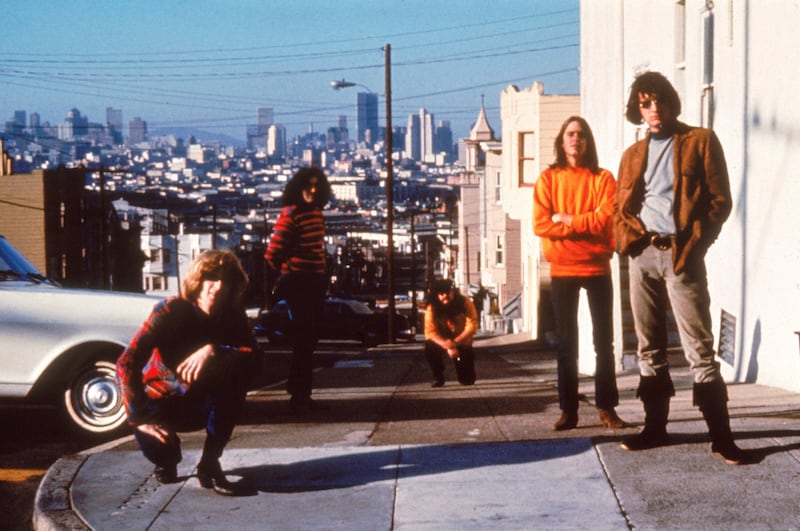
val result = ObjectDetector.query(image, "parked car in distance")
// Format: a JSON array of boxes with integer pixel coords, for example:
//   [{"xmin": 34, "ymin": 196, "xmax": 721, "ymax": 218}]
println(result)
[
  {"xmin": 0, "ymin": 235, "xmax": 159, "ymax": 436},
  {"xmin": 254, "ymin": 296, "xmax": 413, "ymax": 346}
]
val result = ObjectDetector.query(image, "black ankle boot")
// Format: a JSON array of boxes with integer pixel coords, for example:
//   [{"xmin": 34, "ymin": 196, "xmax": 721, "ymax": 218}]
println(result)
[
  {"xmin": 154, "ymin": 464, "xmax": 178, "ymax": 484},
  {"xmin": 197, "ymin": 460, "xmax": 238, "ymax": 496}
]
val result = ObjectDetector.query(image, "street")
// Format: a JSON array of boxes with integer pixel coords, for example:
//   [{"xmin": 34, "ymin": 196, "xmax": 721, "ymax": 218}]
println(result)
[{"xmin": 0, "ymin": 404, "xmax": 101, "ymax": 531}]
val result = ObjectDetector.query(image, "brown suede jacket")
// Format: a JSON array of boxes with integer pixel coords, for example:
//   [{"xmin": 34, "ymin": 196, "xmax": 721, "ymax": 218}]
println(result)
[{"xmin": 614, "ymin": 121, "xmax": 732, "ymax": 274}]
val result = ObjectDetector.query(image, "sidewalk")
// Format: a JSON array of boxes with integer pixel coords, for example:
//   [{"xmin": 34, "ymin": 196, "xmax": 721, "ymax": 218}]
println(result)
[{"xmin": 35, "ymin": 334, "xmax": 800, "ymax": 530}]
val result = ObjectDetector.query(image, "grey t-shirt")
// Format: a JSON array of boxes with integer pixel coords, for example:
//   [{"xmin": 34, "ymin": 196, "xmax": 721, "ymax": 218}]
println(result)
[{"xmin": 639, "ymin": 135, "xmax": 676, "ymax": 235}]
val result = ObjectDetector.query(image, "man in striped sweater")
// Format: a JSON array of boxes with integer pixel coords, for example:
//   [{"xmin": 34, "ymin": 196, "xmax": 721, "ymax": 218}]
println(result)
[{"xmin": 265, "ymin": 167, "xmax": 331, "ymax": 413}]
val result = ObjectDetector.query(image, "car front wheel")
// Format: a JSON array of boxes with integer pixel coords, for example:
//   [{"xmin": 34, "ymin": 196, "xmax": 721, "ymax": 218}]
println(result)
[{"xmin": 62, "ymin": 359, "xmax": 127, "ymax": 435}]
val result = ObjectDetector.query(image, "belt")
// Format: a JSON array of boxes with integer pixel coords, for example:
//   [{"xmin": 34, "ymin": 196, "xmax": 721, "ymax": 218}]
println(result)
[{"xmin": 647, "ymin": 233, "xmax": 674, "ymax": 251}]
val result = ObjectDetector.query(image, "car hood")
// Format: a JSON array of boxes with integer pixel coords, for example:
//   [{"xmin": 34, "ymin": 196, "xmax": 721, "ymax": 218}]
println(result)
[
  {"xmin": 0, "ymin": 284, "xmax": 161, "ymax": 393},
  {"xmin": 0, "ymin": 284, "xmax": 159, "ymax": 349}
]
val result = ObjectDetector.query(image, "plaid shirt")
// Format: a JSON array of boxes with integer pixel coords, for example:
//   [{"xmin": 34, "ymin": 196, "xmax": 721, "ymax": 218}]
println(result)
[{"xmin": 116, "ymin": 297, "xmax": 254, "ymax": 425}]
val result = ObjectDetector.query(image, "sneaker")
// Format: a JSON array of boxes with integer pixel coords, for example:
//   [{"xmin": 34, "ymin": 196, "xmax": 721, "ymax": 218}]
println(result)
[{"xmin": 431, "ymin": 378, "xmax": 445, "ymax": 388}]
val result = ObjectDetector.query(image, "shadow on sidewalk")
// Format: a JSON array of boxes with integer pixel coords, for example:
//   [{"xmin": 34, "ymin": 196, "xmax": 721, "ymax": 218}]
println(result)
[{"xmin": 227, "ymin": 438, "xmax": 593, "ymax": 493}]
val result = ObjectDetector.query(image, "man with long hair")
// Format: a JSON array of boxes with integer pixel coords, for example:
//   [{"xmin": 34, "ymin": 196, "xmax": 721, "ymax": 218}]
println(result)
[
  {"xmin": 534, "ymin": 115, "xmax": 626, "ymax": 431},
  {"xmin": 265, "ymin": 166, "xmax": 331, "ymax": 413},
  {"xmin": 614, "ymin": 71, "xmax": 744, "ymax": 464},
  {"xmin": 116, "ymin": 249, "xmax": 255, "ymax": 495}
]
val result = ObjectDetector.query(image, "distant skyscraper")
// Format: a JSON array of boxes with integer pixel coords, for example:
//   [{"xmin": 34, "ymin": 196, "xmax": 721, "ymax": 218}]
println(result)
[
  {"xmin": 29, "ymin": 112, "xmax": 41, "ymax": 136},
  {"xmin": 107, "ymin": 107, "xmax": 123, "ymax": 131},
  {"xmin": 5, "ymin": 110, "xmax": 25, "ymax": 136},
  {"xmin": 58, "ymin": 108, "xmax": 89, "ymax": 140},
  {"xmin": 257, "ymin": 107, "xmax": 273, "ymax": 130},
  {"xmin": 419, "ymin": 108, "xmax": 435, "ymax": 163},
  {"xmin": 434, "ymin": 119, "xmax": 453, "ymax": 160},
  {"xmin": 245, "ymin": 107, "xmax": 273, "ymax": 151},
  {"xmin": 405, "ymin": 113, "xmax": 421, "ymax": 161},
  {"xmin": 327, "ymin": 115, "xmax": 349, "ymax": 150},
  {"xmin": 267, "ymin": 124, "xmax": 286, "ymax": 159},
  {"xmin": 356, "ymin": 92, "xmax": 378, "ymax": 144},
  {"xmin": 129, "ymin": 116, "xmax": 147, "ymax": 144},
  {"xmin": 404, "ymin": 108, "xmax": 436, "ymax": 163},
  {"xmin": 107, "ymin": 107, "xmax": 123, "ymax": 144},
  {"xmin": 14, "ymin": 111, "xmax": 26, "ymax": 130}
]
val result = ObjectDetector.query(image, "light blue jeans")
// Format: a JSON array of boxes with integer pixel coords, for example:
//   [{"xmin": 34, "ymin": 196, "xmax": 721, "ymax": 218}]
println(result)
[{"xmin": 628, "ymin": 246, "xmax": 721, "ymax": 384}]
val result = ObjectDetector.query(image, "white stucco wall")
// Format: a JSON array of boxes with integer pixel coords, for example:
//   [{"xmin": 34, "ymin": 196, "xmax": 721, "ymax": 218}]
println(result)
[
  {"xmin": 581, "ymin": 0, "xmax": 800, "ymax": 392},
  {"xmin": 714, "ymin": 1, "xmax": 800, "ymax": 390}
]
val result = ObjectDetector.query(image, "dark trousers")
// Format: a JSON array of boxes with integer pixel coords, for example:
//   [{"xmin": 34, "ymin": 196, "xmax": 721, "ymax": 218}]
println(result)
[
  {"xmin": 424, "ymin": 340, "xmax": 476, "ymax": 385},
  {"xmin": 134, "ymin": 354, "xmax": 252, "ymax": 468},
  {"xmin": 550, "ymin": 275, "xmax": 619, "ymax": 412},
  {"xmin": 281, "ymin": 272, "xmax": 327, "ymax": 400}
]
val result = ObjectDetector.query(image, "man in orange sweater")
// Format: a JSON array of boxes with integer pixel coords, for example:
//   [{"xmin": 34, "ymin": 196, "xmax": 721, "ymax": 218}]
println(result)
[{"xmin": 534, "ymin": 116, "xmax": 626, "ymax": 431}]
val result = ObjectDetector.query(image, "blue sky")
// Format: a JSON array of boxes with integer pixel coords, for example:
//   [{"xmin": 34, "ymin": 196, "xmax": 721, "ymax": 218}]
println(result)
[{"xmin": 1, "ymin": 0, "xmax": 579, "ymax": 142}]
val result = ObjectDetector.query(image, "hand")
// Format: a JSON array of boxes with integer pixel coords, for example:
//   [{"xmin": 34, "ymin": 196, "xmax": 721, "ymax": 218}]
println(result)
[
  {"xmin": 177, "ymin": 344, "xmax": 215, "ymax": 384},
  {"xmin": 137, "ymin": 423, "xmax": 170, "ymax": 444},
  {"xmin": 446, "ymin": 347, "xmax": 459, "ymax": 359},
  {"xmin": 552, "ymin": 212, "xmax": 574, "ymax": 227}
]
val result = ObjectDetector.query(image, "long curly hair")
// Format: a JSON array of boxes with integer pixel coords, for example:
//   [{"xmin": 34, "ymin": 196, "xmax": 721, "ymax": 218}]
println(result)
[{"xmin": 281, "ymin": 166, "xmax": 331, "ymax": 208}]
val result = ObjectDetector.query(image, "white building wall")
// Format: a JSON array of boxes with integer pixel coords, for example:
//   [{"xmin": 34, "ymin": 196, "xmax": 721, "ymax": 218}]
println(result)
[
  {"xmin": 581, "ymin": 0, "xmax": 800, "ymax": 392},
  {"xmin": 719, "ymin": 0, "xmax": 800, "ymax": 390}
]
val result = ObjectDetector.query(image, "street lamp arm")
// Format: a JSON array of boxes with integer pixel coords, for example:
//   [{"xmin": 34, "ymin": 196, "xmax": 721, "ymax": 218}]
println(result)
[{"xmin": 330, "ymin": 78, "xmax": 374, "ymax": 93}]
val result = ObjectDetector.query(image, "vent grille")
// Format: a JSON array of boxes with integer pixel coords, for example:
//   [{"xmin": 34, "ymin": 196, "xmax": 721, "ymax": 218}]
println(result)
[{"xmin": 718, "ymin": 309, "xmax": 736, "ymax": 366}]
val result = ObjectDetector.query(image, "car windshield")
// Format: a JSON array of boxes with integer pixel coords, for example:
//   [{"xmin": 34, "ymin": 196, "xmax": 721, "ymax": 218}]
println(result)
[{"xmin": 0, "ymin": 236, "xmax": 49, "ymax": 282}]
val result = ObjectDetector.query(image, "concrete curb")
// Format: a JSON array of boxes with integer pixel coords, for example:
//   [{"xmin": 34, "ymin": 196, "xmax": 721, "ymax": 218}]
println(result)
[{"xmin": 34, "ymin": 435, "xmax": 135, "ymax": 530}]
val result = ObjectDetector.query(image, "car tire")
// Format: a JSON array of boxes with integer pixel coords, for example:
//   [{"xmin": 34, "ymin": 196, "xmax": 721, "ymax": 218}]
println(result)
[{"xmin": 61, "ymin": 359, "xmax": 127, "ymax": 435}]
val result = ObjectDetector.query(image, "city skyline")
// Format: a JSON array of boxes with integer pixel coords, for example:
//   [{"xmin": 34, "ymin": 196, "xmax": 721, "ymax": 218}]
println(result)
[{"xmin": 1, "ymin": 0, "xmax": 579, "ymax": 143}]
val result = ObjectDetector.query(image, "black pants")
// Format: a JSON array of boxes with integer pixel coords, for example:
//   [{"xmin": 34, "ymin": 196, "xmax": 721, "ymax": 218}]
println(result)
[
  {"xmin": 134, "ymin": 352, "xmax": 253, "ymax": 468},
  {"xmin": 424, "ymin": 340, "xmax": 476, "ymax": 385},
  {"xmin": 550, "ymin": 275, "xmax": 619, "ymax": 412},
  {"xmin": 280, "ymin": 272, "xmax": 327, "ymax": 400}
]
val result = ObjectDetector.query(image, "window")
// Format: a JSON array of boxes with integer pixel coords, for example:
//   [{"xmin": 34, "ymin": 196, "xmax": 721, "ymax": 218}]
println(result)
[
  {"xmin": 153, "ymin": 248, "xmax": 171, "ymax": 265},
  {"xmin": 147, "ymin": 275, "xmax": 167, "ymax": 291},
  {"xmin": 518, "ymin": 131, "xmax": 536, "ymax": 187},
  {"xmin": 495, "ymin": 234, "xmax": 504, "ymax": 266},
  {"xmin": 494, "ymin": 171, "xmax": 502, "ymax": 203}
]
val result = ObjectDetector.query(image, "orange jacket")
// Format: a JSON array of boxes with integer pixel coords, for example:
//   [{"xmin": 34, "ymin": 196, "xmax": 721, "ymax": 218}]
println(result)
[
  {"xmin": 533, "ymin": 166, "xmax": 616, "ymax": 277},
  {"xmin": 424, "ymin": 296, "xmax": 478, "ymax": 348}
]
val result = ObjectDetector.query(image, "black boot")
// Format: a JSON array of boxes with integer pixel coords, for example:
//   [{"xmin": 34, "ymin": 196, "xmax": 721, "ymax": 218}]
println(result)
[
  {"xmin": 197, "ymin": 437, "xmax": 239, "ymax": 496},
  {"xmin": 694, "ymin": 379, "xmax": 745, "ymax": 465},
  {"xmin": 621, "ymin": 371, "xmax": 674, "ymax": 451},
  {"xmin": 197, "ymin": 459, "xmax": 239, "ymax": 496}
]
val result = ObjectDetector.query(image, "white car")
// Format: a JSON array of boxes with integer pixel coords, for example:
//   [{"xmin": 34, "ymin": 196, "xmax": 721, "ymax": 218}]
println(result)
[{"xmin": 0, "ymin": 236, "xmax": 158, "ymax": 435}]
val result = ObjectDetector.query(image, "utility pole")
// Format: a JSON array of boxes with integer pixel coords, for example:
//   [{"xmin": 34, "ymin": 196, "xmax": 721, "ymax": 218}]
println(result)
[{"xmin": 384, "ymin": 42, "xmax": 395, "ymax": 343}]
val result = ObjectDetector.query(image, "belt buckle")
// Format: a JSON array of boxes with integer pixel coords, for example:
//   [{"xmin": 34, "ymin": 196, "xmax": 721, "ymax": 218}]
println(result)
[{"xmin": 649, "ymin": 234, "xmax": 672, "ymax": 251}]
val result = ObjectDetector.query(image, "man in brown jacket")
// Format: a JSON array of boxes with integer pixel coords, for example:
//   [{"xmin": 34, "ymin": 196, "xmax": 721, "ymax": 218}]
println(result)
[{"xmin": 614, "ymin": 71, "xmax": 744, "ymax": 464}]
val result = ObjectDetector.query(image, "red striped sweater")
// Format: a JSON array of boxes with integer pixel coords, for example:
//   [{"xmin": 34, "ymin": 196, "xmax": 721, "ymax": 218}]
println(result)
[{"xmin": 265, "ymin": 205, "xmax": 326, "ymax": 274}]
